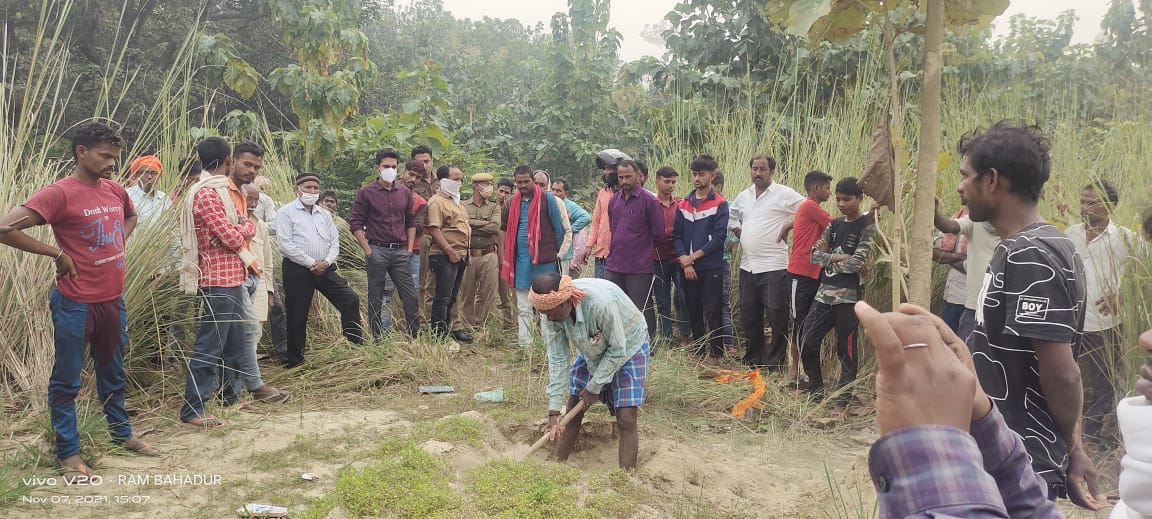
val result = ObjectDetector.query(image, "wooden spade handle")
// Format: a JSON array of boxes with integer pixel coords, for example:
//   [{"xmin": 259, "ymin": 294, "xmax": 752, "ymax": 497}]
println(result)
[{"xmin": 521, "ymin": 400, "xmax": 588, "ymax": 459}]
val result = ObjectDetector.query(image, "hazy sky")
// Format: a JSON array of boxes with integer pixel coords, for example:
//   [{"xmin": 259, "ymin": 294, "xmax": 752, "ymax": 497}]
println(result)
[{"xmin": 422, "ymin": 0, "xmax": 1118, "ymax": 62}]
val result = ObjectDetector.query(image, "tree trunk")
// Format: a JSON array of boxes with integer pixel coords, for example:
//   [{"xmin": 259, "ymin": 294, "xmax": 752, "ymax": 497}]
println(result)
[
  {"xmin": 882, "ymin": 3, "xmax": 905, "ymax": 310},
  {"xmin": 909, "ymin": 0, "xmax": 945, "ymax": 307}
]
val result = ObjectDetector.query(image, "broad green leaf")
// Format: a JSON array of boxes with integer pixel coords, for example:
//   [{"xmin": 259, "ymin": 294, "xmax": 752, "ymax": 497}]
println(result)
[
  {"xmin": 808, "ymin": 2, "xmax": 867, "ymax": 41},
  {"xmin": 784, "ymin": 0, "xmax": 832, "ymax": 37},
  {"xmin": 402, "ymin": 99, "xmax": 422, "ymax": 114},
  {"xmin": 942, "ymin": 0, "xmax": 1010, "ymax": 28},
  {"xmin": 223, "ymin": 59, "xmax": 261, "ymax": 99}
]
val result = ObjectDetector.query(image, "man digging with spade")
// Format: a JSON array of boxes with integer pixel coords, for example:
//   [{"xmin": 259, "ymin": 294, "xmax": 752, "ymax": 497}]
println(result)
[{"xmin": 532, "ymin": 272, "xmax": 649, "ymax": 469}]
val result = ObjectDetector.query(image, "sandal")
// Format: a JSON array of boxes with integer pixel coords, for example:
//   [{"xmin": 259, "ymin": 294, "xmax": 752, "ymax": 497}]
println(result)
[
  {"xmin": 55, "ymin": 456, "xmax": 91, "ymax": 484},
  {"xmin": 178, "ymin": 415, "xmax": 227, "ymax": 430},
  {"xmin": 255, "ymin": 388, "xmax": 291, "ymax": 404},
  {"xmin": 119, "ymin": 435, "xmax": 161, "ymax": 457}
]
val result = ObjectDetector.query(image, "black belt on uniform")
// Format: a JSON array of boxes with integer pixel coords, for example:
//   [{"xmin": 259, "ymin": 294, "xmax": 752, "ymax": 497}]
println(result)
[{"xmin": 368, "ymin": 240, "xmax": 405, "ymax": 249}]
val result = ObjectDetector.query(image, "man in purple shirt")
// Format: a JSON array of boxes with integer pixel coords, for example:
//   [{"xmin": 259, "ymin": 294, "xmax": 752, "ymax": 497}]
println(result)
[
  {"xmin": 861, "ymin": 301, "xmax": 1061, "ymax": 518},
  {"xmin": 349, "ymin": 148, "xmax": 420, "ymax": 337},
  {"xmin": 605, "ymin": 159, "xmax": 665, "ymax": 337}
]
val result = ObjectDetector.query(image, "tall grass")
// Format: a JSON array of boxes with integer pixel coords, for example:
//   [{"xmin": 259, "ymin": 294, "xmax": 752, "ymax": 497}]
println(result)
[
  {"xmin": 645, "ymin": 45, "xmax": 1152, "ymax": 410},
  {"xmin": 3, "ymin": 0, "xmax": 1151, "ymax": 489},
  {"xmin": 0, "ymin": 0, "xmax": 78, "ymax": 413},
  {"xmin": 0, "ymin": 0, "xmax": 273, "ymax": 416}
]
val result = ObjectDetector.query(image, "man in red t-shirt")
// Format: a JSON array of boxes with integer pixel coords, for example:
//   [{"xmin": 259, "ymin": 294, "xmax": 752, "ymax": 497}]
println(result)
[
  {"xmin": 0, "ymin": 122, "xmax": 159, "ymax": 482},
  {"xmin": 783, "ymin": 171, "xmax": 834, "ymax": 385}
]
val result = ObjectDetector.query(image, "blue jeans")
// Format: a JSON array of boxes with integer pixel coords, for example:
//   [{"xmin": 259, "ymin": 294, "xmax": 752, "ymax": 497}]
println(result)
[
  {"xmin": 718, "ymin": 261, "xmax": 734, "ymax": 344},
  {"xmin": 652, "ymin": 259, "xmax": 690, "ymax": 339},
  {"xmin": 229, "ymin": 273, "xmax": 264, "ymax": 392},
  {"xmin": 49, "ymin": 290, "xmax": 132, "ymax": 459},
  {"xmin": 378, "ymin": 254, "xmax": 421, "ymax": 332},
  {"xmin": 958, "ymin": 308, "xmax": 976, "ymax": 348},
  {"xmin": 181, "ymin": 285, "xmax": 250, "ymax": 422},
  {"xmin": 941, "ymin": 302, "xmax": 964, "ymax": 335},
  {"xmin": 594, "ymin": 257, "xmax": 606, "ymax": 279},
  {"xmin": 410, "ymin": 254, "xmax": 420, "ymax": 289}
]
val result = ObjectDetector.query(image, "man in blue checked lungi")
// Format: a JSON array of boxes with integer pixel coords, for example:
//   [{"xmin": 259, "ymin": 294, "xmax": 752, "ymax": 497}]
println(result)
[{"xmin": 531, "ymin": 272, "xmax": 649, "ymax": 469}]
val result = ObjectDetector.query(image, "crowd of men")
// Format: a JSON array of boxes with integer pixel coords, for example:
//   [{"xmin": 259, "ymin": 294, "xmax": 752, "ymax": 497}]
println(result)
[{"xmin": 2, "ymin": 120, "xmax": 1151, "ymax": 517}]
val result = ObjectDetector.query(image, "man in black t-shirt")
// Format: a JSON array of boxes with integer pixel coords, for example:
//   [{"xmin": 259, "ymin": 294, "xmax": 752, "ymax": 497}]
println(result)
[{"xmin": 956, "ymin": 122, "xmax": 1101, "ymax": 511}]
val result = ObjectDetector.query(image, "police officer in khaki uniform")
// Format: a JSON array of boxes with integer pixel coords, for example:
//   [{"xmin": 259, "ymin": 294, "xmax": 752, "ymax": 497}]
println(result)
[{"xmin": 458, "ymin": 172, "xmax": 502, "ymax": 328}]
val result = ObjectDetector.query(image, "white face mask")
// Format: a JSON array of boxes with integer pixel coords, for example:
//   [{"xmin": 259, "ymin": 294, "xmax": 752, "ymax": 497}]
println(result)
[
  {"xmin": 379, "ymin": 167, "xmax": 398, "ymax": 183},
  {"xmin": 300, "ymin": 192, "xmax": 320, "ymax": 206},
  {"xmin": 440, "ymin": 178, "xmax": 462, "ymax": 202},
  {"xmin": 478, "ymin": 184, "xmax": 494, "ymax": 199}
]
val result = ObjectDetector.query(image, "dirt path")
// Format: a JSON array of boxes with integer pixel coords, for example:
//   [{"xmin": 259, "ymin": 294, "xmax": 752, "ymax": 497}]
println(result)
[
  {"xmin": 6, "ymin": 395, "xmax": 880, "ymax": 518},
  {"xmin": 2, "ymin": 341, "xmax": 1116, "ymax": 518}
]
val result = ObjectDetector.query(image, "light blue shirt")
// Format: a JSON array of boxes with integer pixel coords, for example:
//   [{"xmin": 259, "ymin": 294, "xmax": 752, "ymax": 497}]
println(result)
[
  {"xmin": 126, "ymin": 184, "xmax": 172, "ymax": 226},
  {"xmin": 274, "ymin": 198, "xmax": 340, "ymax": 268},
  {"xmin": 561, "ymin": 198, "xmax": 591, "ymax": 262},
  {"xmin": 541, "ymin": 278, "xmax": 648, "ymax": 411}
]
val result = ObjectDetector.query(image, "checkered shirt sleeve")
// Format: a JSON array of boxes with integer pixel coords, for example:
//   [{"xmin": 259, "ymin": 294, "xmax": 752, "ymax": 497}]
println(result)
[
  {"xmin": 193, "ymin": 188, "xmax": 253, "ymax": 288},
  {"xmin": 869, "ymin": 425, "xmax": 1006, "ymax": 517}
]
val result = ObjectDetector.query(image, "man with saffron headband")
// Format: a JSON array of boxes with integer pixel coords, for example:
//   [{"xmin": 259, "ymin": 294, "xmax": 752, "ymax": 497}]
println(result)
[
  {"xmin": 500, "ymin": 165, "xmax": 567, "ymax": 350},
  {"xmin": 126, "ymin": 155, "xmax": 171, "ymax": 226},
  {"xmin": 532, "ymin": 273, "xmax": 649, "ymax": 469}
]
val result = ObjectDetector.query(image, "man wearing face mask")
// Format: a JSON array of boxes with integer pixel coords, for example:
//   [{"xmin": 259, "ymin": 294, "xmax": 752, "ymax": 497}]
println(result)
[
  {"xmin": 426, "ymin": 165, "xmax": 472, "ymax": 342},
  {"xmin": 587, "ymin": 149, "xmax": 630, "ymax": 279},
  {"xmin": 458, "ymin": 173, "xmax": 501, "ymax": 328},
  {"xmin": 275, "ymin": 173, "xmax": 363, "ymax": 367},
  {"xmin": 350, "ymin": 149, "xmax": 421, "ymax": 338}
]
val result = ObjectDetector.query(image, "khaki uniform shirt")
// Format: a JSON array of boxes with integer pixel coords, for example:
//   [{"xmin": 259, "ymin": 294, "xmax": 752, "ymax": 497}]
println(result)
[
  {"xmin": 426, "ymin": 192, "xmax": 471, "ymax": 255},
  {"xmin": 465, "ymin": 196, "xmax": 501, "ymax": 250},
  {"xmin": 412, "ymin": 179, "xmax": 435, "ymax": 201}
]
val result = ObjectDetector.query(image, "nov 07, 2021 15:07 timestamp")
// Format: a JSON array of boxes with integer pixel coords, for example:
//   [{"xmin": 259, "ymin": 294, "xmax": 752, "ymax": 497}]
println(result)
[{"xmin": 21, "ymin": 495, "xmax": 152, "ymax": 505}]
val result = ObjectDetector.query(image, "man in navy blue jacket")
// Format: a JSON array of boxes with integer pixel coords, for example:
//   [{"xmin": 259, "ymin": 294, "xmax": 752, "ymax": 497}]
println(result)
[{"xmin": 673, "ymin": 155, "xmax": 730, "ymax": 359}]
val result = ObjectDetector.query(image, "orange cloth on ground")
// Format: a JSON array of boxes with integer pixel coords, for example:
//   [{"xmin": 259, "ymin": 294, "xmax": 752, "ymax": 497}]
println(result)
[{"xmin": 711, "ymin": 369, "xmax": 766, "ymax": 419}]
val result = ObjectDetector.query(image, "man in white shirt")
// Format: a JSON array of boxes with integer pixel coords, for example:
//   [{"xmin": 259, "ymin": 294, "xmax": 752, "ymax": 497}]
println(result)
[
  {"xmin": 932, "ymin": 206, "xmax": 969, "ymax": 334},
  {"xmin": 933, "ymin": 199, "xmax": 1002, "ymax": 342},
  {"xmin": 729, "ymin": 155, "xmax": 805, "ymax": 369},
  {"xmin": 125, "ymin": 155, "xmax": 172, "ymax": 226},
  {"xmin": 274, "ymin": 173, "xmax": 364, "ymax": 367},
  {"xmin": 251, "ymin": 176, "xmax": 280, "ymax": 227},
  {"xmin": 1065, "ymin": 180, "xmax": 1137, "ymax": 443}
]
